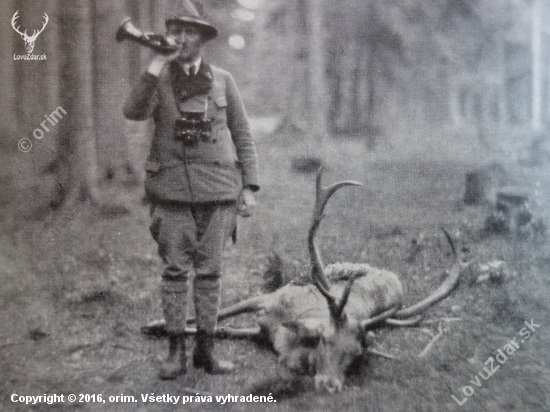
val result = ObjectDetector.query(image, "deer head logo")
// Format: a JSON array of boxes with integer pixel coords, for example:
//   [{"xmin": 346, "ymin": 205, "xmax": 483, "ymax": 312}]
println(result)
[{"xmin": 12, "ymin": 10, "xmax": 49, "ymax": 54}]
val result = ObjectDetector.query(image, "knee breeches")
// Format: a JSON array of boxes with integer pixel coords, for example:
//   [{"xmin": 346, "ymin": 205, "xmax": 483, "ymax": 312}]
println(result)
[{"xmin": 149, "ymin": 202, "xmax": 237, "ymax": 281}]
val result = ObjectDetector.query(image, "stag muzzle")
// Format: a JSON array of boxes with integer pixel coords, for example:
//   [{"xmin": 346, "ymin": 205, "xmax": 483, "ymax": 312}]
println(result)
[
  {"xmin": 116, "ymin": 18, "xmax": 178, "ymax": 54},
  {"xmin": 315, "ymin": 375, "xmax": 343, "ymax": 394}
]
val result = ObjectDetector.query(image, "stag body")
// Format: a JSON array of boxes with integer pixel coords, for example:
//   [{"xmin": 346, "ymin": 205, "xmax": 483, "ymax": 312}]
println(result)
[
  {"xmin": 258, "ymin": 264, "xmax": 403, "ymax": 391},
  {"xmin": 204, "ymin": 263, "xmax": 403, "ymax": 392}
]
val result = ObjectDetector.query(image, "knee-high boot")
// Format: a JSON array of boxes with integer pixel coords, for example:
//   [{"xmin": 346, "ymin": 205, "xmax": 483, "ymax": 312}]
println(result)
[
  {"xmin": 158, "ymin": 280, "xmax": 188, "ymax": 380},
  {"xmin": 192, "ymin": 274, "xmax": 235, "ymax": 374}
]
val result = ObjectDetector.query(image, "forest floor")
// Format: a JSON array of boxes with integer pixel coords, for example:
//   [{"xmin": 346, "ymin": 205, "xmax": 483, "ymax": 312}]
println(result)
[{"xmin": 1, "ymin": 134, "xmax": 550, "ymax": 412}]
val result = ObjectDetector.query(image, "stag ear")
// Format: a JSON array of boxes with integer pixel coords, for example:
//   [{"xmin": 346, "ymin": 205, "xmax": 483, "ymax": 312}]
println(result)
[{"xmin": 282, "ymin": 320, "xmax": 324, "ymax": 338}]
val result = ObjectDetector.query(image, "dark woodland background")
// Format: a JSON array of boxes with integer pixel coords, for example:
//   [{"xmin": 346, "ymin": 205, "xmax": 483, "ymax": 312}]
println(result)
[{"xmin": 1, "ymin": 0, "xmax": 550, "ymax": 209}]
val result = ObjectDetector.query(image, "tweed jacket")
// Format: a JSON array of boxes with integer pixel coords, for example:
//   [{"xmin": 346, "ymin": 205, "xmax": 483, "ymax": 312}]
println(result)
[{"xmin": 123, "ymin": 63, "xmax": 259, "ymax": 203}]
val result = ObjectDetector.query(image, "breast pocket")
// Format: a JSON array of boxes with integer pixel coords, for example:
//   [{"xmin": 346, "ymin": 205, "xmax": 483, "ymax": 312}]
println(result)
[
  {"xmin": 210, "ymin": 95, "xmax": 228, "ymax": 127},
  {"xmin": 214, "ymin": 96, "xmax": 227, "ymax": 109}
]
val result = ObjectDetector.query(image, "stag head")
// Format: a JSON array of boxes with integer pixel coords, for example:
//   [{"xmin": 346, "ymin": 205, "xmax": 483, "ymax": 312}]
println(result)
[
  {"xmin": 286, "ymin": 168, "xmax": 365, "ymax": 393},
  {"xmin": 311, "ymin": 322, "xmax": 364, "ymax": 393},
  {"xmin": 12, "ymin": 11, "xmax": 49, "ymax": 54},
  {"xmin": 280, "ymin": 317, "xmax": 364, "ymax": 393}
]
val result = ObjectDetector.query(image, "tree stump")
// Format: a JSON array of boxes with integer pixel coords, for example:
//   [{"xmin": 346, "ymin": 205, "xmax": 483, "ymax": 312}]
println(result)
[
  {"xmin": 463, "ymin": 163, "xmax": 506, "ymax": 205},
  {"xmin": 463, "ymin": 171, "xmax": 485, "ymax": 205}
]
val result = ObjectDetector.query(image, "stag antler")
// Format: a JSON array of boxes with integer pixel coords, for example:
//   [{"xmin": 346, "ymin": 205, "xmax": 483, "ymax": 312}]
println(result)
[
  {"xmin": 391, "ymin": 228, "xmax": 463, "ymax": 318},
  {"xmin": 360, "ymin": 228, "xmax": 464, "ymax": 329},
  {"xmin": 309, "ymin": 168, "xmax": 363, "ymax": 323}
]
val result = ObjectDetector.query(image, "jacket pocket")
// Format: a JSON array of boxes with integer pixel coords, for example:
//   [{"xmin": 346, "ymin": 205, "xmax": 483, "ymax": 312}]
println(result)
[{"xmin": 145, "ymin": 161, "xmax": 161, "ymax": 174}]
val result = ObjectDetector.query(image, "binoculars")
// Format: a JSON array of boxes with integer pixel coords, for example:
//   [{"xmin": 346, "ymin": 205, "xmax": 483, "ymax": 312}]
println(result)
[{"xmin": 174, "ymin": 112, "xmax": 212, "ymax": 146}]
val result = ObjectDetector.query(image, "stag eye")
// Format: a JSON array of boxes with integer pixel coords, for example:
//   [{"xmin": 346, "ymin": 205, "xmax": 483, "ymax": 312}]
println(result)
[{"xmin": 301, "ymin": 336, "xmax": 321, "ymax": 348}]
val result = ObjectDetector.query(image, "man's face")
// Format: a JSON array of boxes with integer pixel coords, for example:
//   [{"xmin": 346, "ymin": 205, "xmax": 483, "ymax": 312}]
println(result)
[{"xmin": 166, "ymin": 22, "xmax": 203, "ymax": 62}]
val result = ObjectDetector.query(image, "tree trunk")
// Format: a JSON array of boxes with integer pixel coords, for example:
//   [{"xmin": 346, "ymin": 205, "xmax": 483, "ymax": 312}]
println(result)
[
  {"xmin": 58, "ymin": 0, "xmax": 100, "ymax": 207},
  {"xmin": 93, "ymin": 0, "xmax": 136, "ymax": 183},
  {"xmin": 327, "ymin": 60, "xmax": 342, "ymax": 134},
  {"xmin": 531, "ymin": 0, "xmax": 542, "ymax": 131},
  {"xmin": 365, "ymin": 42, "xmax": 377, "ymax": 150},
  {"xmin": 306, "ymin": 0, "xmax": 329, "ymax": 142},
  {"xmin": 8, "ymin": 0, "xmax": 60, "ymax": 210},
  {"xmin": 0, "ymin": 0, "xmax": 18, "ymax": 137},
  {"xmin": 277, "ymin": 0, "xmax": 308, "ymax": 136},
  {"xmin": 350, "ymin": 41, "xmax": 364, "ymax": 131},
  {"xmin": 496, "ymin": 36, "xmax": 508, "ymax": 125},
  {"xmin": 364, "ymin": 0, "xmax": 377, "ymax": 150}
]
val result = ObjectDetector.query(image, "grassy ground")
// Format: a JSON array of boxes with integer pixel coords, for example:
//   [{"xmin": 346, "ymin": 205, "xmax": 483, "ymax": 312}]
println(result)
[{"xmin": 1, "ymin": 135, "xmax": 550, "ymax": 411}]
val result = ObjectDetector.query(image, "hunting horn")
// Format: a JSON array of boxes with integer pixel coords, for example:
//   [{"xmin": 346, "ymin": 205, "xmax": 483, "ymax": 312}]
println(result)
[{"xmin": 116, "ymin": 17, "xmax": 178, "ymax": 54}]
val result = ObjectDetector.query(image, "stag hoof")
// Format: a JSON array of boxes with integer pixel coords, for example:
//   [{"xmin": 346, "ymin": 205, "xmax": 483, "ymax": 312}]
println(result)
[{"xmin": 315, "ymin": 375, "xmax": 343, "ymax": 394}]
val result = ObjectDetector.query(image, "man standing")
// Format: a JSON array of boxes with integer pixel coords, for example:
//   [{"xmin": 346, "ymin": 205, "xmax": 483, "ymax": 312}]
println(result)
[{"xmin": 123, "ymin": 0, "xmax": 259, "ymax": 379}]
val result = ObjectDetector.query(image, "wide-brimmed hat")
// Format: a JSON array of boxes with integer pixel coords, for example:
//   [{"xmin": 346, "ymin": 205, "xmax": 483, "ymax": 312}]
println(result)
[{"xmin": 165, "ymin": 0, "xmax": 218, "ymax": 41}]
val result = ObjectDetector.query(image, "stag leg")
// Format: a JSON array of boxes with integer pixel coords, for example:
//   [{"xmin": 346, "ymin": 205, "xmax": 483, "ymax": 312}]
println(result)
[
  {"xmin": 385, "ymin": 316, "xmax": 423, "ymax": 326},
  {"xmin": 366, "ymin": 348, "xmax": 400, "ymax": 361},
  {"xmin": 184, "ymin": 326, "xmax": 262, "ymax": 339},
  {"xmin": 141, "ymin": 295, "xmax": 266, "ymax": 337}
]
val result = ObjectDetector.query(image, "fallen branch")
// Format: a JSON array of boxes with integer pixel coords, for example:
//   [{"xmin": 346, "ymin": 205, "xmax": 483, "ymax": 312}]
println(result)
[
  {"xmin": 111, "ymin": 343, "xmax": 136, "ymax": 352},
  {"xmin": 421, "ymin": 317, "xmax": 462, "ymax": 324},
  {"xmin": 184, "ymin": 326, "xmax": 261, "ymax": 339},
  {"xmin": 417, "ymin": 322, "xmax": 444, "ymax": 358},
  {"xmin": 0, "ymin": 341, "xmax": 24, "ymax": 349}
]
